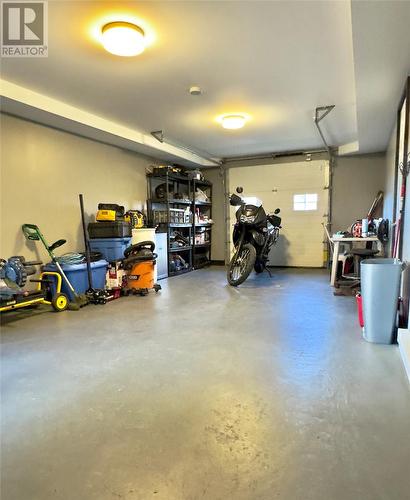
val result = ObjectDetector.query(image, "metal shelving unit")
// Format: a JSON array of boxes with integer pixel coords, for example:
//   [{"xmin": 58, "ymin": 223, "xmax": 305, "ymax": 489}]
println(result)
[
  {"xmin": 147, "ymin": 171, "xmax": 213, "ymax": 276},
  {"xmin": 169, "ymin": 246, "xmax": 192, "ymax": 252},
  {"xmin": 192, "ymin": 179, "xmax": 213, "ymax": 269},
  {"xmin": 147, "ymin": 172, "xmax": 193, "ymax": 277}
]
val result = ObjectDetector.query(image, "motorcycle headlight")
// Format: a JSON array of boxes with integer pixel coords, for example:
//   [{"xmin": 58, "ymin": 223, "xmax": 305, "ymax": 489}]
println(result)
[{"xmin": 240, "ymin": 214, "xmax": 256, "ymax": 223}]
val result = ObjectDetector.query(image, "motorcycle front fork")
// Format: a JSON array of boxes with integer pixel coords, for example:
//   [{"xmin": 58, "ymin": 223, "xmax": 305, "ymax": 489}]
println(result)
[
  {"xmin": 259, "ymin": 238, "xmax": 273, "ymax": 277},
  {"xmin": 233, "ymin": 227, "xmax": 246, "ymax": 256}
]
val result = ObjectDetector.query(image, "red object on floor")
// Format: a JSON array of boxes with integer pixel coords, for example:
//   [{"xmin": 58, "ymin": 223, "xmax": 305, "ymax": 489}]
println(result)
[
  {"xmin": 356, "ymin": 293, "xmax": 364, "ymax": 328},
  {"xmin": 107, "ymin": 287, "xmax": 121, "ymax": 301}
]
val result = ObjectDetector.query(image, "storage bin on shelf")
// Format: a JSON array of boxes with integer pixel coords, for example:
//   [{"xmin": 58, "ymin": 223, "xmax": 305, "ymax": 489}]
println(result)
[
  {"xmin": 153, "ymin": 210, "xmax": 168, "ymax": 224},
  {"xmin": 195, "ymin": 232, "xmax": 207, "ymax": 245},
  {"xmin": 88, "ymin": 221, "xmax": 131, "ymax": 238},
  {"xmin": 170, "ymin": 209, "xmax": 185, "ymax": 224},
  {"xmin": 43, "ymin": 260, "xmax": 108, "ymax": 301},
  {"xmin": 89, "ymin": 237, "xmax": 131, "ymax": 262},
  {"xmin": 153, "ymin": 208, "xmax": 186, "ymax": 225}
]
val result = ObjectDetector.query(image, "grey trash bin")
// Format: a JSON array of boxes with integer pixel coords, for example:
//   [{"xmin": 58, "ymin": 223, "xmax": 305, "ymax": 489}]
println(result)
[{"xmin": 361, "ymin": 258, "xmax": 402, "ymax": 344}]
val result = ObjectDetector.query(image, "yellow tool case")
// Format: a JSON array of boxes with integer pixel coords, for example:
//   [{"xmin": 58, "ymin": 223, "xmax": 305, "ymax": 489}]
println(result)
[{"xmin": 96, "ymin": 209, "xmax": 117, "ymax": 222}]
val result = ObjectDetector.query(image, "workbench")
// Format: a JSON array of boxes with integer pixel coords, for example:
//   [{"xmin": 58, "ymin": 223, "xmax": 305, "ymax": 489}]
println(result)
[{"xmin": 330, "ymin": 236, "xmax": 381, "ymax": 286}]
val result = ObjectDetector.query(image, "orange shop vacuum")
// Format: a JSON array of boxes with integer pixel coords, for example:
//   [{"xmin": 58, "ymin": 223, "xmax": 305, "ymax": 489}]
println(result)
[{"xmin": 122, "ymin": 241, "xmax": 161, "ymax": 296}]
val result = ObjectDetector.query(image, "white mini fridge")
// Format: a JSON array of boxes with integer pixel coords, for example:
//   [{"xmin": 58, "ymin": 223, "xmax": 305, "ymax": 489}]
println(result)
[
  {"xmin": 155, "ymin": 232, "xmax": 168, "ymax": 280},
  {"xmin": 131, "ymin": 228, "xmax": 168, "ymax": 280}
]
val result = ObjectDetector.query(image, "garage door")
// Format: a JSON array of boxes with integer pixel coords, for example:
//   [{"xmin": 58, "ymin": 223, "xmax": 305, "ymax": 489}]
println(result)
[{"xmin": 228, "ymin": 160, "xmax": 329, "ymax": 267}]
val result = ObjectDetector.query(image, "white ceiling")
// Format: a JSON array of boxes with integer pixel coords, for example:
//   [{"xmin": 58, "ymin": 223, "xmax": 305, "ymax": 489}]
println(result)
[
  {"xmin": 1, "ymin": 1, "xmax": 409, "ymax": 161},
  {"xmin": 351, "ymin": 0, "xmax": 410, "ymax": 153}
]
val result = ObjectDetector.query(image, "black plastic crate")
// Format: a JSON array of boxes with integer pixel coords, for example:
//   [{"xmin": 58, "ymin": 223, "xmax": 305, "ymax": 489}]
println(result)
[{"xmin": 88, "ymin": 221, "xmax": 131, "ymax": 238}]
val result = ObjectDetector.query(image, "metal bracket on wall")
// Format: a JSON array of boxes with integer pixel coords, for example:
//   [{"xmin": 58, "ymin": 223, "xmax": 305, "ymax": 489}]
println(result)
[
  {"xmin": 314, "ymin": 105, "xmax": 335, "ymax": 154},
  {"xmin": 314, "ymin": 105, "xmax": 335, "ymax": 268},
  {"xmin": 150, "ymin": 129, "xmax": 222, "ymax": 167},
  {"xmin": 151, "ymin": 130, "xmax": 164, "ymax": 143}
]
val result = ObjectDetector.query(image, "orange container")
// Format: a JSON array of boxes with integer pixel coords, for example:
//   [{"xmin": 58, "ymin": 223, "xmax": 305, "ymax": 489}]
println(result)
[{"xmin": 124, "ymin": 261, "xmax": 155, "ymax": 293}]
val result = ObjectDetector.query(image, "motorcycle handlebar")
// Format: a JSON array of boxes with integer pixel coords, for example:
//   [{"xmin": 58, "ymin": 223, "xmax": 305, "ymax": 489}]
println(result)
[{"xmin": 229, "ymin": 194, "xmax": 244, "ymax": 206}]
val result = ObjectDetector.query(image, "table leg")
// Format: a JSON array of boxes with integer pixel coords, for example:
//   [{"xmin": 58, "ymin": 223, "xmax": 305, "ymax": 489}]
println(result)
[
  {"xmin": 377, "ymin": 240, "xmax": 383, "ymax": 256},
  {"xmin": 330, "ymin": 241, "xmax": 340, "ymax": 286}
]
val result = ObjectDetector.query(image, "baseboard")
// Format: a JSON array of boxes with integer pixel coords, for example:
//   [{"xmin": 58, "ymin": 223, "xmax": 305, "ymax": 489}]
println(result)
[
  {"xmin": 398, "ymin": 327, "xmax": 410, "ymax": 384},
  {"xmin": 267, "ymin": 265, "xmax": 326, "ymax": 269},
  {"xmin": 209, "ymin": 262, "xmax": 325, "ymax": 268}
]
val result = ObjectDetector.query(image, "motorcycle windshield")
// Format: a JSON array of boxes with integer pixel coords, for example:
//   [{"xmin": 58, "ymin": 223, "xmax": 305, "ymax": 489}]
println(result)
[{"xmin": 242, "ymin": 196, "xmax": 262, "ymax": 207}]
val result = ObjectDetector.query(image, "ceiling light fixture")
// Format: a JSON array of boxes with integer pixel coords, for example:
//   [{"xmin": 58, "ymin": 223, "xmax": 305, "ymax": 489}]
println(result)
[
  {"xmin": 218, "ymin": 114, "xmax": 249, "ymax": 130},
  {"xmin": 101, "ymin": 21, "xmax": 146, "ymax": 56},
  {"xmin": 189, "ymin": 86, "xmax": 202, "ymax": 96}
]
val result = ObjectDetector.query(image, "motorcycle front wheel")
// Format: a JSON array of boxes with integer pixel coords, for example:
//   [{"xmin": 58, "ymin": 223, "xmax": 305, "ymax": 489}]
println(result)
[{"xmin": 227, "ymin": 243, "xmax": 256, "ymax": 286}]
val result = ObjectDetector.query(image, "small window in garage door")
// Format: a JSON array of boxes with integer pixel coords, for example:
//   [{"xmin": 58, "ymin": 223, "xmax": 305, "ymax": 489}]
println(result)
[{"xmin": 293, "ymin": 193, "xmax": 318, "ymax": 211}]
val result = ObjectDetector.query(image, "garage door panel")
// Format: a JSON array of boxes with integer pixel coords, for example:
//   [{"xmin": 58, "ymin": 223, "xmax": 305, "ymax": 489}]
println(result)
[
  {"xmin": 252, "ymin": 191, "xmax": 327, "ymax": 214},
  {"xmin": 270, "ymin": 227, "xmax": 325, "ymax": 267},
  {"xmin": 229, "ymin": 160, "xmax": 329, "ymax": 267},
  {"xmin": 230, "ymin": 164, "xmax": 327, "ymax": 190}
]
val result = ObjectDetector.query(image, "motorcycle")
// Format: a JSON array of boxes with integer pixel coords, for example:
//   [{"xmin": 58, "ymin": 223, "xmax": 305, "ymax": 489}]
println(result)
[{"xmin": 227, "ymin": 187, "xmax": 282, "ymax": 286}]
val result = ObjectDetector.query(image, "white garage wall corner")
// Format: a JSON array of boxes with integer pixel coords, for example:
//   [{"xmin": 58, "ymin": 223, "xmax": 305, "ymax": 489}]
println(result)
[
  {"xmin": 383, "ymin": 118, "xmax": 410, "ymax": 263},
  {"xmin": 383, "ymin": 107, "xmax": 410, "ymax": 374},
  {"xmin": 332, "ymin": 153, "xmax": 386, "ymax": 233},
  {"xmin": 399, "ymin": 107, "xmax": 410, "ymax": 337},
  {"xmin": 383, "ymin": 124, "xmax": 398, "ymax": 257},
  {"xmin": 203, "ymin": 167, "xmax": 226, "ymax": 262},
  {"xmin": 0, "ymin": 113, "xmax": 157, "ymax": 263},
  {"xmin": 402, "ymin": 151, "xmax": 410, "ymax": 266}
]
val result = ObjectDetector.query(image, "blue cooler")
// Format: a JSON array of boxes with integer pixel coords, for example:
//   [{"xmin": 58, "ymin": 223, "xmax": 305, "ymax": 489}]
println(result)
[
  {"xmin": 89, "ymin": 237, "xmax": 131, "ymax": 262},
  {"xmin": 43, "ymin": 260, "xmax": 108, "ymax": 301}
]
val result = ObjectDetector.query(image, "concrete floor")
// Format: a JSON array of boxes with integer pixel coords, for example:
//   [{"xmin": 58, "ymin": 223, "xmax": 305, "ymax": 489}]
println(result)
[{"xmin": 1, "ymin": 267, "xmax": 410, "ymax": 500}]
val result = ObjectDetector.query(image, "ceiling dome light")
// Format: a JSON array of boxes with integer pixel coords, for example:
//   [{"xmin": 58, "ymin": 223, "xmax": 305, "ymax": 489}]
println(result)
[
  {"xmin": 220, "ymin": 114, "xmax": 248, "ymax": 130},
  {"xmin": 189, "ymin": 86, "xmax": 202, "ymax": 96},
  {"xmin": 101, "ymin": 21, "xmax": 145, "ymax": 56}
]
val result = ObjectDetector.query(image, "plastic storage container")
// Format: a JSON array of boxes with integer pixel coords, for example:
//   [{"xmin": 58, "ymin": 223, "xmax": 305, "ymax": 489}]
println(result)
[
  {"xmin": 43, "ymin": 260, "xmax": 108, "ymax": 301},
  {"xmin": 88, "ymin": 221, "xmax": 131, "ymax": 238},
  {"xmin": 89, "ymin": 237, "xmax": 131, "ymax": 262},
  {"xmin": 361, "ymin": 258, "xmax": 402, "ymax": 344},
  {"xmin": 155, "ymin": 232, "xmax": 168, "ymax": 280}
]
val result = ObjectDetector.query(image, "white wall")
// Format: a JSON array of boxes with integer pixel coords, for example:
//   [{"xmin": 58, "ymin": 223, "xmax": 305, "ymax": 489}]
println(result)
[
  {"xmin": 384, "ymin": 108, "xmax": 410, "ymax": 371},
  {"xmin": 383, "ymin": 123, "xmax": 398, "ymax": 227},
  {"xmin": 402, "ymin": 152, "xmax": 410, "ymax": 265},
  {"xmin": 0, "ymin": 114, "xmax": 157, "ymax": 263},
  {"xmin": 383, "ymin": 112, "xmax": 410, "ymax": 262},
  {"xmin": 332, "ymin": 153, "xmax": 386, "ymax": 232},
  {"xmin": 203, "ymin": 167, "xmax": 225, "ymax": 262}
]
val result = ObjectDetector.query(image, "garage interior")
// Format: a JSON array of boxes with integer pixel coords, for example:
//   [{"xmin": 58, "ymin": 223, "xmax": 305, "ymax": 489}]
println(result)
[{"xmin": 1, "ymin": 1, "xmax": 410, "ymax": 499}]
